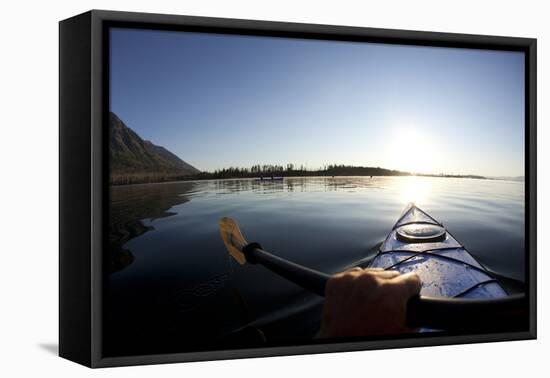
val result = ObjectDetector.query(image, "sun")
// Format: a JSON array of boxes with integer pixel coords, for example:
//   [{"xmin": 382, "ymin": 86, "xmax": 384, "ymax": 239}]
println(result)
[{"xmin": 388, "ymin": 128, "xmax": 438, "ymax": 174}]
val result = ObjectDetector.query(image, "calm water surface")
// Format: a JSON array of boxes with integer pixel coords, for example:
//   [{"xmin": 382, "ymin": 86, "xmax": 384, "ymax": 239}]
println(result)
[{"xmin": 105, "ymin": 176, "xmax": 524, "ymax": 355}]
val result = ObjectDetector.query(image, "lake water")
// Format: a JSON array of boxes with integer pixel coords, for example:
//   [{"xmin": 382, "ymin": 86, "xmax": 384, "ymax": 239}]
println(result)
[{"xmin": 105, "ymin": 176, "xmax": 525, "ymax": 356}]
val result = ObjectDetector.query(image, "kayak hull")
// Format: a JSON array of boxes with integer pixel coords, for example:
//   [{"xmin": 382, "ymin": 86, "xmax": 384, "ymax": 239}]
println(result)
[{"xmin": 368, "ymin": 203, "xmax": 508, "ymax": 299}]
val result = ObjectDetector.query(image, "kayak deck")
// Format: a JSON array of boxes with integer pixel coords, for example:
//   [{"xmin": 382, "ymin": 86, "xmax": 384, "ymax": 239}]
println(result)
[{"xmin": 368, "ymin": 204, "xmax": 508, "ymax": 299}]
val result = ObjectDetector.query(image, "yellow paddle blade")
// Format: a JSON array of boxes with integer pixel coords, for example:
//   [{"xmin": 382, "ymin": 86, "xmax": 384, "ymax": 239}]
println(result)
[{"xmin": 219, "ymin": 217, "xmax": 248, "ymax": 265}]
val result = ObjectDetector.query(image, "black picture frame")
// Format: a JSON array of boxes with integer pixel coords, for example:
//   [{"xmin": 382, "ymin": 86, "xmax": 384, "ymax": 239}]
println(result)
[{"xmin": 59, "ymin": 9, "xmax": 537, "ymax": 368}]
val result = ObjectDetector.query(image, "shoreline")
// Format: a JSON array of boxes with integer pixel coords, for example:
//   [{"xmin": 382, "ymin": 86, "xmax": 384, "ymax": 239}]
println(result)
[{"xmin": 109, "ymin": 173, "xmax": 500, "ymax": 187}]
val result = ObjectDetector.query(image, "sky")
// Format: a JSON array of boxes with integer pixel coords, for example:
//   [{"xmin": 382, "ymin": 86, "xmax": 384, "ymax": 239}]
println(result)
[{"xmin": 110, "ymin": 28, "xmax": 525, "ymax": 177}]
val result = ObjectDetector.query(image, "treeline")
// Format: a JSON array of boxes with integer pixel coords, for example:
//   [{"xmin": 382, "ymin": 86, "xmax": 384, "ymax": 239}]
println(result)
[
  {"xmin": 200, "ymin": 164, "xmax": 411, "ymax": 179},
  {"xmin": 111, "ymin": 164, "xmax": 487, "ymax": 185}
]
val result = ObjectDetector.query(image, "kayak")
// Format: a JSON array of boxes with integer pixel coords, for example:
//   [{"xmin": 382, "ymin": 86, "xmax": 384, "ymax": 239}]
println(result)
[
  {"xmin": 366, "ymin": 203, "xmax": 508, "ymax": 299},
  {"xmin": 220, "ymin": 203, "xmax": 520, "ymax": 342}
]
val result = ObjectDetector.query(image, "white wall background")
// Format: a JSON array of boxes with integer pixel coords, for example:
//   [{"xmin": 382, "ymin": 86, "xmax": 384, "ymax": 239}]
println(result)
[{"xmin": 0, "ymin": 0, "xmax": 546, "ymax": 376}]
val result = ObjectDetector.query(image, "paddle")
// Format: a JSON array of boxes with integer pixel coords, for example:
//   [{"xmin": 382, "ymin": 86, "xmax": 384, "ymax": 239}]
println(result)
[
  {"xmin": 220, "ymin": 217, "xmax": 330, "ymax": 296},
  {"xmin": 219, "ymin": 217, "xmax": 527, "ymax": 332}
]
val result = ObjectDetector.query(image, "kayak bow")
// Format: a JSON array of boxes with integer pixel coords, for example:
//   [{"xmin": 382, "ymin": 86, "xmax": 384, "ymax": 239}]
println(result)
[{"xmin": 368, "ymin": 203, "xmax": 508, "ymax": 300}]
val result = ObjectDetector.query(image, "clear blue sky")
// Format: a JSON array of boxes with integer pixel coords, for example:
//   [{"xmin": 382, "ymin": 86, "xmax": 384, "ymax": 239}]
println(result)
[{"xmin": 110, "ymin": 28, "xmax": 525, "ymax": 176}]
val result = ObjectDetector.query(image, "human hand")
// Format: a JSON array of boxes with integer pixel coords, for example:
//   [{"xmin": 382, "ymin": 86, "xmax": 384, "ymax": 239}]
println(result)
[{"xmin": 319, "ymin": 267, "xmax": 421, "ymax": 338}]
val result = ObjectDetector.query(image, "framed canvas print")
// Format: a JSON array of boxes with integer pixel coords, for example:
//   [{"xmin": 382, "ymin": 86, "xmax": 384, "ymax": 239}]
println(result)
[{"xmin": 59, "ymin": 10, "xmax": 536, "ymax": 368}]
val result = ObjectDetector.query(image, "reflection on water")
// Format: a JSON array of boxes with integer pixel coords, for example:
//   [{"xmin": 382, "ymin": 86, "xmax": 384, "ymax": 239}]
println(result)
[
  {"xmin": 108, "ymin": 182, "xmax": 195, "ymax": 272},
  {"xmin": 398, "ymin": 176, "xmax": 432, "ymax": 205},
  {"xmin": 105, "ymin": 176, "xmax": 525, "ymax": 356}
]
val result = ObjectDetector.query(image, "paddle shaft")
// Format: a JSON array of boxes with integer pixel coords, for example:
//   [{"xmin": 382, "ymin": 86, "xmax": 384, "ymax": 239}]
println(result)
[
  {"xmin": 244, "ymin": 245, "xmax": 330, "ymax": 297},
  {"xmin": 243, "ymin": 246, "xmax": 527, "ymax": 331},
  {"xmin": 406, "ymin": 293, "xmax": 527, "ymax": 331}
]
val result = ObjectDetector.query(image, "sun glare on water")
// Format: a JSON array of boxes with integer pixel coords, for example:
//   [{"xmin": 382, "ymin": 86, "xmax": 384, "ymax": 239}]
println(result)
[{"xmin": 398, "ymin": 176, "xmax": 433, "ymax": 205}]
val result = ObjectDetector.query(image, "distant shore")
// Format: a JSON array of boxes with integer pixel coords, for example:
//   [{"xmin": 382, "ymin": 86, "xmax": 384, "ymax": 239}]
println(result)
[{"xmin": 110, "ymin": 165, "xmax": 489, "ymax": 186}]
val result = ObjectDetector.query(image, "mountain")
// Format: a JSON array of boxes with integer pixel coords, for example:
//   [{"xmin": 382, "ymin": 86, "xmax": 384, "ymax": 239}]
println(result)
[{"xmin": 109, "ymin": 112, "xmax": 200, "ymax": 184}]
